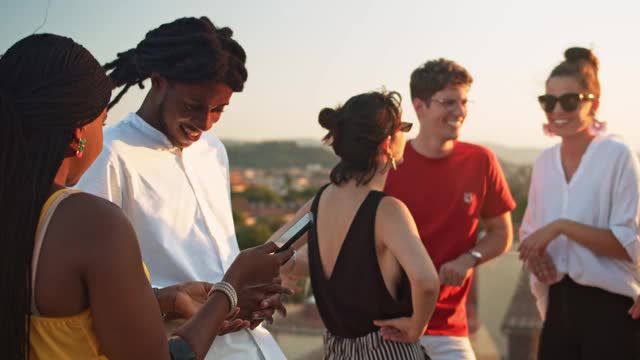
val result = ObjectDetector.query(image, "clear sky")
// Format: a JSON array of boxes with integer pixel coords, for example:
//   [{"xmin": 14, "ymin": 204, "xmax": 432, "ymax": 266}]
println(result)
[{"xmin": 2, "ymin": 0, "xmax": 640, "ymax": 149}]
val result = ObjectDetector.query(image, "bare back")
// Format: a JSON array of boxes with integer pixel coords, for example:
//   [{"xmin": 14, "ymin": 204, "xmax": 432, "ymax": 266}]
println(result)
[{"xmin": 315, "ymin": 184, "xmax": 404, "ymax": 299}]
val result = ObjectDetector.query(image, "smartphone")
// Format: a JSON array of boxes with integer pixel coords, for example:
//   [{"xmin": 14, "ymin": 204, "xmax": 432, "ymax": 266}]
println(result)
[{"xmin": 274, "ymin": 212, "xmax": 314, "ymax": 253}]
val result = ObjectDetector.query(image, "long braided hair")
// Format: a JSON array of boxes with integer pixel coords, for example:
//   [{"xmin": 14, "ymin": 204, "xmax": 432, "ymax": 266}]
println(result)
[
  {"xmin": 0, "ymin": 34, "xmax": 112, "ymax": 359},
  {"xmin": 104, "ymin": 16, "xmax": 248, "ymax": 109}
]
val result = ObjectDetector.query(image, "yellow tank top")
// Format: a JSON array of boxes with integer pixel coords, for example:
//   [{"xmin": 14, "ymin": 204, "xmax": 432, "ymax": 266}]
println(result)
[{"xmin": 29, "ymin": 189, "xmax": 151, "ymax": 359}]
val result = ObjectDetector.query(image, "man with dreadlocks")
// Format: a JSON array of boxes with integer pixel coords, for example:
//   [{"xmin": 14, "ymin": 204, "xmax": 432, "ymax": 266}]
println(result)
[
  {"xmin": 77, "ymin": 17, "xmax": 289, "ymax": 359},
  {"xmin": 1, "ymin": 32, "xmax": 292, "ymax": 360}
]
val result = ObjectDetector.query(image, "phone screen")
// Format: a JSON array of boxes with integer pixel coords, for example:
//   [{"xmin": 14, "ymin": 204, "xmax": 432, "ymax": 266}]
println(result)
[{"xmin": 274, "ymin": 212, "xmax": 313, "ymax": 253}]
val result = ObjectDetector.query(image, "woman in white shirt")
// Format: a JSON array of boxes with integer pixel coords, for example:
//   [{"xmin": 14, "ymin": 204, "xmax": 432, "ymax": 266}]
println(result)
[{"xmin": 518, "ymin": 47, "xmax": 640, "ymax": 358}]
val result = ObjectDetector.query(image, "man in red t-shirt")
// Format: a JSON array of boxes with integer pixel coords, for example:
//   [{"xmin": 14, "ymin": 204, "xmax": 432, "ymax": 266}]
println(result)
[{"xmin": 385, "ymin": 59, "xmax": 516, "ymax": 360}]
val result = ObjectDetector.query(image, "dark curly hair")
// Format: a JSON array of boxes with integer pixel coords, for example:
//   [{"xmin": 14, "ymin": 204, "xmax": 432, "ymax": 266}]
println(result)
[
  {"xmin": 410, "ymin": 58, "xmax": 473, "ymax": 102},
  {"xmin": 319, "ymin": 90, "xmax": 402, "ymax": 186},
  {"xmin": 104, "ymin": 16, "xmax": 248, "ymax": 109},
  {"xmin": 548, "ymin": 47, "xmax": 600, "ymax": 98}
]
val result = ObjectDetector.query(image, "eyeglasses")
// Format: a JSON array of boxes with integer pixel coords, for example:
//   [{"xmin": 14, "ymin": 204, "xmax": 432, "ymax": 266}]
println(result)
[
  {"xmin": 537, "ymin": 93, "xmax": 594, "ymax": 113},
  {"xmin": 429, "ymin": 98, "xmax": 470, "ymax": 111},
  {"xmin": 397, "ymin": 121, "xmax": 413, "ymax": 132}
]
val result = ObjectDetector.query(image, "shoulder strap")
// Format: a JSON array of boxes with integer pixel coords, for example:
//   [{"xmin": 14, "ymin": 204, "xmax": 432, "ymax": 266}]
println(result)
[
  {"xmin": 347, "ymin": 190, "xmax": 386, "ymax": 245},
  {"xmin": 307, "ymin": 183, "xmax": 331, "ymax": 282},
  {"xmin": 310, "ymin": 183, "xmax": 331, "ymax": 217},
  {"xmin": 31, "ymin": 188, "xmax": 80, "ymax": 315},
  {"xmin": 355, "ymin": 190, "xmax": 386, "ymax": 226}
]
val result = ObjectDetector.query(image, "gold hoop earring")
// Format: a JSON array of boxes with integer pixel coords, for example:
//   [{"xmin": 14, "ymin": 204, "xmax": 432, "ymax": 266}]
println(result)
[{"xmin": 387, "ymin": 152, "xmax": 397, "ymax": 171}]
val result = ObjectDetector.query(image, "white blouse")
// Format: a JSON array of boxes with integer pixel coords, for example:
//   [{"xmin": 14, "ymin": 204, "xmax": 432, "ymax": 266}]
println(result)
[
  {"xmin": 78, "ymin": 113, "xmax": 285, "ymax": 360},
  {"xmin": 520, "ymin": 135, "xmax": 640, "ymax": 318}
]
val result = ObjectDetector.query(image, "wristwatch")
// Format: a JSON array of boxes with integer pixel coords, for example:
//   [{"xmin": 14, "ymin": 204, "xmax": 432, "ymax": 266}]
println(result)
[{"xmin": 467, "ymin": 250, "xmax": 483, "ymax": 266}]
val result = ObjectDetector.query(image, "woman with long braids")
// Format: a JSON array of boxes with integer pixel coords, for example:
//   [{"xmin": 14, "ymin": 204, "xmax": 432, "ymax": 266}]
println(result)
[
  {"xmin": 0, "ymin": 34, "xmax": 292, "ymax": 360},
  {"xmin": 518, "ymin": 47, "xmax": 640, "ymax": 358},
  {"xmin": 77, "ymin": 16, "xmax": 291, "ymax": 359}
]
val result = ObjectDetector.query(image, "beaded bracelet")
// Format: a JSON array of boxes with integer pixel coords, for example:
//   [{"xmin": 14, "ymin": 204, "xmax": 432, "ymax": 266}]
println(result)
[{"xmin": 209, "ymin": 281, "xmax": 237, "ymax": 316}]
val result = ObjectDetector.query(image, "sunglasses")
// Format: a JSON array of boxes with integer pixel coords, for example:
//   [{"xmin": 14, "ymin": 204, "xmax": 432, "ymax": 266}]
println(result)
[
  {"xmin": 537, "ymin": 93, "xmax": 594, "ymax": 113},
  {"xmin": 397, "ymin": 121, "xmax": 413, "ymax": 132}
]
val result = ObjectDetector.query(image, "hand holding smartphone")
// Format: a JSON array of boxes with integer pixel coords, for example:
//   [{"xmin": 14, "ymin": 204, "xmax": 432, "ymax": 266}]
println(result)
[{"xmin": 274, "ymin": 212, "xmax": 313, "ymax": 253}]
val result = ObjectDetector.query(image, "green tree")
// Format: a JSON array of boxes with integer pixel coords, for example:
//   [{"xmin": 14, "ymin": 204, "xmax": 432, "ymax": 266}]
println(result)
[
  {"xmin": 232, "ymin": 209, "xmax": 246, "ymax": 225},
  {"xmin": 236, "ymin": 223, "xmax": 273, "ymax": 250},
  {"xmin": 226, "ymin": 141, "xmax": 338, "ymax": 169},
  {"xmin": 235, "ymin": 184, "xmax": 282, "ymax": 204},
  {"xmin": 503, "ymin": 163, "xmax": 532, "ymax": 226},
  {"xmin": 261, "ymin": 215, "xmax": 287, "ymax": 233},
  {"xmin": 283, "ymin": 186, "xmax": 318, "ymax": 203}
]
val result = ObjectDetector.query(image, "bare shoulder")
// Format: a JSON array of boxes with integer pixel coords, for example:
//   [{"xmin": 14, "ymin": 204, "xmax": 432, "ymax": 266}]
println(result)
[
  {"xmin": 378, "ymin": 196, "xmax": 410, "ymax": 218},
  {"xmin": 53, "ymin": 192, "xmax": 139, "ymax": 258},
  {"xmin": 59, "ymin": 192, "xmax": 130, "ymax": 225},
  {"xmin": 376, "ymin": 196, "xmax": 420, "ymax": 247},
  {"xmin": 377, "ymin": 196, "xmax": 414, "ymax": 229}
]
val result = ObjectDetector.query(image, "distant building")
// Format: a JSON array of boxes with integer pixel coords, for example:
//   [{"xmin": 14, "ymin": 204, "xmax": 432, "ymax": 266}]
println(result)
[
  {"xmin": 229, "ymin": 170, "xmax": 249, "ymax": 193},
  {"xmin": 501, "ymin": 269, "xmax": 542, "ymax": 360}
]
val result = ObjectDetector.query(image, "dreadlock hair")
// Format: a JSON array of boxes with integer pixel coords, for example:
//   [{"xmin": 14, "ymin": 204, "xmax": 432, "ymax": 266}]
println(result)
[
  {"xmin": 0, "ymin": 34, "xmax": 111, "ymax": 359},
  {"xmin": 319, "ymin": 90, "xmax": 403, "ymax": 186},
  {"xmin": 104, "ymin": 16, "xmax": 248, "ymax": 109}
]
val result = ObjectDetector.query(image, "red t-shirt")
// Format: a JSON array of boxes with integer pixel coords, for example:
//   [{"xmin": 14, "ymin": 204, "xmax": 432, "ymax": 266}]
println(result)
[{"xmin": 384, "ymin": 141, "xmax": 516, "ymax": 336}]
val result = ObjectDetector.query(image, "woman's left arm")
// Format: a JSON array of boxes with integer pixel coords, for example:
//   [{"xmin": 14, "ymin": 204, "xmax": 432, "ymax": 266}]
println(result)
[{"xmin": 551, "ymin": 219, "xmax": 630, "ymax": 261}]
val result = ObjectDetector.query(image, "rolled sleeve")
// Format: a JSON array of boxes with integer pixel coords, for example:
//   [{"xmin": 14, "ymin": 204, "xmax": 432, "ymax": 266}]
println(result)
[
  {"xmin": 610, "ymin": 145, "xmax": 640, "ymax": 266},
  {"xmin": 612, "ymin": 225, "xmax": 640, "ymax": 266}
]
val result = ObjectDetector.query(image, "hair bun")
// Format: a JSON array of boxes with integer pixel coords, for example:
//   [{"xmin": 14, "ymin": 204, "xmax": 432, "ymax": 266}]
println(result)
[
  {"xmin": 215, "ymin": 26, "xmax": 233, "ymax": 39},
  {"xmin": 564, "ymin": 47, "xmax": 599, "ymax": 71},
  {"xmin": 318, "ymin": 107, "xmax": 339, "ymax": 131}
]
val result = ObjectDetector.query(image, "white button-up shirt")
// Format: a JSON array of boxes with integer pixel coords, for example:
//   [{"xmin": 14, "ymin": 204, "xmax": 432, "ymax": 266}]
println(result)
[
  {"xmin": 520, "ymin": 135, "xmax": 640, "ymax": 318},
  {"xmin": 77, "ymin": 112, "xmax": 285, "ymax": 360}
]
